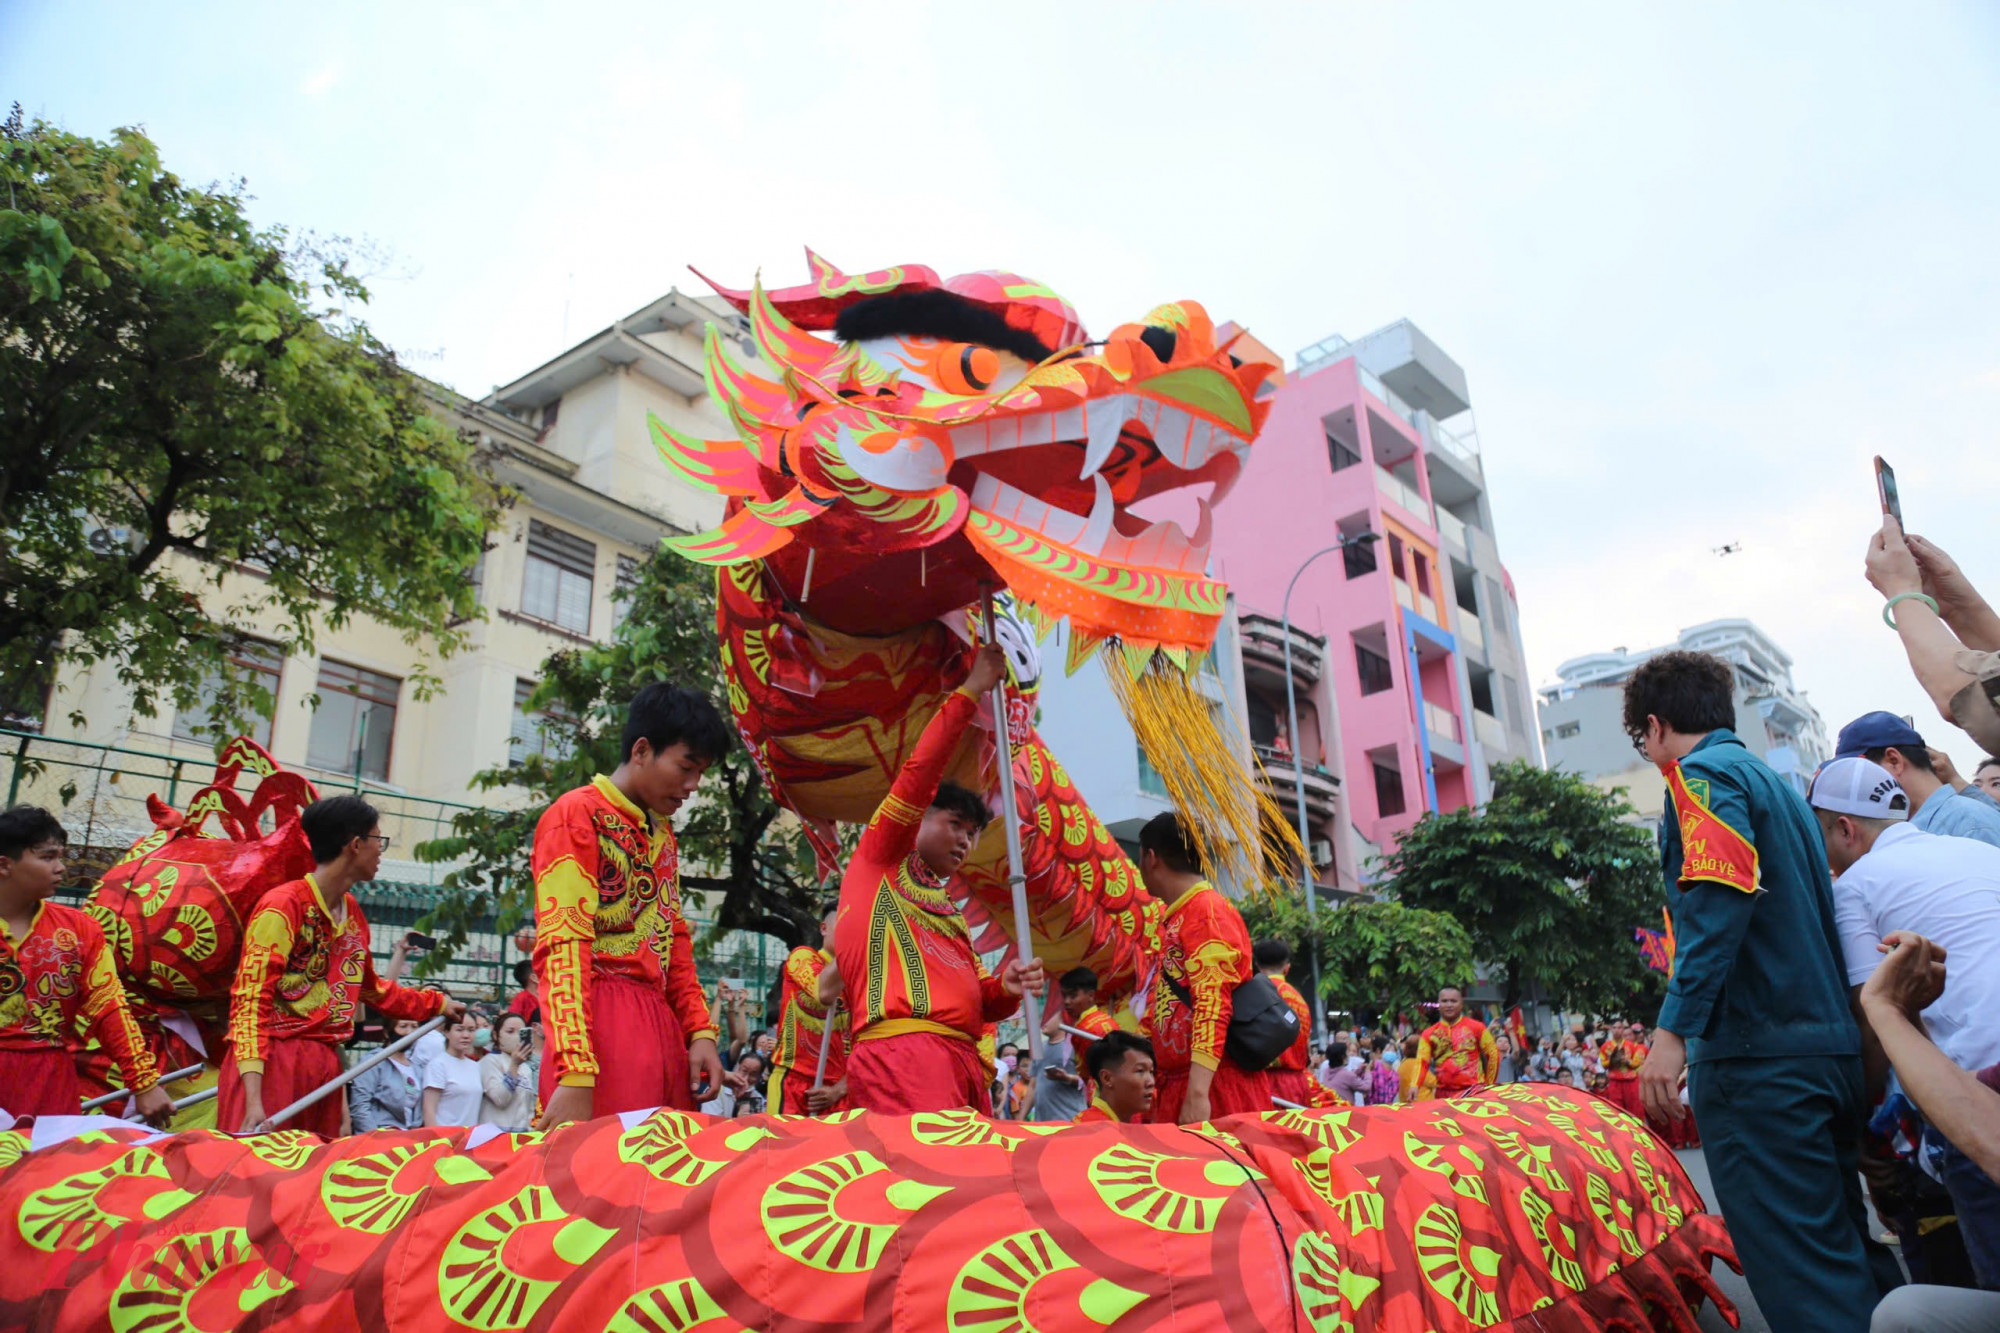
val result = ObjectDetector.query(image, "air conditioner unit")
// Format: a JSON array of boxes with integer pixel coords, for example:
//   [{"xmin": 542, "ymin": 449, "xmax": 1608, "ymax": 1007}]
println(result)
[
  {"xmin": 1309, "ymin": 839, "xmax": 1334, "ymax": 866},
  {"xmin": 85, "ymin": 524, "xmax": 139, "ymax": 556}
]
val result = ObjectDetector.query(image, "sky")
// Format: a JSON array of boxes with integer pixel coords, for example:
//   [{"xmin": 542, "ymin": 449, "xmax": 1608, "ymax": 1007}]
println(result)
[{"xmin": 7, "ymin": 1, "xmax": 1999, "ymax": 769}]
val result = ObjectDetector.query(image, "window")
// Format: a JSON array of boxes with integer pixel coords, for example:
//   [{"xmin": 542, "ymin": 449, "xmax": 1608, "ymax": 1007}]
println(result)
[
  {"xmin": 510, "ymin": 679, "xmax": 574, "ymax": 765},
  {"xmin": 1503, "ymin": 674, "xmax": 1528, "ymax": 738},
  {"xmin": 1469, "ymin": 669, "xmax": 1497, "ymax": 717},
  {"xmin": 522, "ymin": 520, "xmax": 596, "ymax": 634},
  {"xmin": 1388, "ymin": 534, "xmax": 1407, "ymax": 582},
  {"xmin": 1327, "ymin": 433, "xmax": 1361, "ymax": 472},
  {"xmin": 0, "ymin": 654, "xmax": 56, "ymax": 734},
  {"xmin": 1412, "ymin": 552, "xmax": 1432, "ymax": 598},
  {"xmin": 1552, "ymin": 721, "xmax": 1582, "ymax": 740},
  {"xmin": 611, "ymin": 554, "xmax": 642, "ymax": 629},
  {"xmin": 174, "ymin": 640, "xmax": 284, "ymax": 747},
  {"xmin": 1484, "ymin": 577, "xmax": 1509, "ymax": 637},
  {"xmin": 540, "ymin": 399, "xmax": 561, "ymax": 430},
  {"xmin": 306, "ymin": 660, "xmax": 400, "ymax": 781},
  {"xmin": 1355, "ymin": 642, "xmax": 1394, "ymax": 695},
  {"xmin": 1374, "ymin": 763, "xmax": 1407, "ymax": 818},
  {"xmin": 1138, "ymin": 743, "xmax": 1169, "ymax": 797},
  {"xmin": 1343, "ymin": 538, "xmax": 1377, "ymax": 579}
]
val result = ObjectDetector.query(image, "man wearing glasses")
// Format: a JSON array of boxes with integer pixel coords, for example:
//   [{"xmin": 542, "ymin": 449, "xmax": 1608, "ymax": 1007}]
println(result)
[{"xmin": 220, "ymin": 796, "xmax": 465, "ymax": 1136}]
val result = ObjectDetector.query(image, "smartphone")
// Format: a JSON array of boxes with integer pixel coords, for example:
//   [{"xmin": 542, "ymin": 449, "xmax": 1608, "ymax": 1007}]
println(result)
[
  {"xmin": 1874, "ymin": 455, "xmax": 1901, "ymax": 525},
  {"xmin": 405, "ymin": 930, "xmax": 437, "ymax": 951},
  {"xmin": 724, "ymin": 976, "xmax": 745, "ymax": 992}
]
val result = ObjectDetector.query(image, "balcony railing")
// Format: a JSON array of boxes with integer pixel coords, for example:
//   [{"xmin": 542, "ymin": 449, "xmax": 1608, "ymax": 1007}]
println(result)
[
  {"xmin": 1436, "ymin": 507, "xmax": 1468, "ymax": 551},
  {"xmin": 1375, "ymin": 464, "xmax": 1432, "ymax": 524},
  {"xmin": 1358, "ymin": 365, "xmax": 1418, "ymax": 428},
  {"xmin": 1457, "ymin": 609, "xmax": 1484, "ymax": 653},
  {"xmin": 1254, "ymin": 744, "xmax": 1341, "ymax": 822},
  {"xmin": 1422, "ymin": 702, "xmax": 1459, "ymax": 743},
  {"xmin": 1474, "ymin": 709, "xmax": 1506, "ymax": 751},
  {"xmin": 1238, "ymin": 613, "xmax": 1326, "ymax": 687},
  {"xmin": 1419, "ymin": 411, "xmax": 1483, "ymax": 471}
]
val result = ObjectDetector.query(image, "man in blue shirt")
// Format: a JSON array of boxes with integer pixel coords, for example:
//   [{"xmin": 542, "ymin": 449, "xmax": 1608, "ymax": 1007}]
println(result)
[
  {"xmin": 1629, "ymin": 652, "xmax": 1903, "ymax": 1333},
  {"xmin": 1834, "ymin": 711, "xmax": 2000, "ymax": 850}
]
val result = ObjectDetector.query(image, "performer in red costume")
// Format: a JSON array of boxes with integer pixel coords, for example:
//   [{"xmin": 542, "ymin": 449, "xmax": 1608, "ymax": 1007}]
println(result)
[
  {"xmin": 1135, "ymin": 813, "xmax": 1270, "ymax": 1124},
  {"xmin": 221, "ymin": 797, "xmax": 459, "ymax": 1135},
  {"xmin": 1254, "ymin": 938, "xmax": 1315, "ymax": 1108},
  {"xmin": 837, "ymin": 646, "xmax": 1046, "ymax": 1114},
  {"xmin": 768, "ymin": 903, "xmax": 848, "ymax": 1114},
  {"xmin": 532, "ymin": 684, "xmax": 734, "ymax": 1129},
  {"xmin": 1076, "ymin": 1030, "xmax": 1157, "ymax": 1124},
  {"xmin": 1415, "ymin": 984, "xmax": 1499, "ymax": 1099},
  {"xmin": 0, "ymin": 807, "xmax": 171, "ymax": 1122},
  {"xmin": 1600, "ymin": 1018, "xmax": 1649, "ymax": 1116}
]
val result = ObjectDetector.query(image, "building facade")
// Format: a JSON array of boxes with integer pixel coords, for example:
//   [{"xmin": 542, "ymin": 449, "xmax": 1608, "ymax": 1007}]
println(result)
[
  {"xmin": 1536, "ymin": 618, "xmax": 1831, "ymax": 819},
  {"xmin": 1209, "ymin": 319, "xmax": 1542, "ymax": 894}
]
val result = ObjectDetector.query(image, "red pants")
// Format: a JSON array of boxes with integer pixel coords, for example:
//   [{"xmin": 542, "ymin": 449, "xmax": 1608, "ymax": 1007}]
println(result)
[
  {"xmin": 539, "ymin": 973, "xmax": 693, "ymax": 1117},
  {"xmin": 1606, "ymin": 1076, "xmax": 1645, "ymax": 1116},
  {"xmin": 1268, "ymin": 1068, "xmax": 1314, "ymax": 1107},
  {"xmin": 1154, "ymin": 1061, "xmax": 1272, "ymax": 1124},
  {"xmin": 0, "ymin": 1043, "xmax": 82, "ymax": 1117},
  {"xmin": 217, "ymin": 1037, "xmax": 343, "ymax": 1138},
  {"xmin": 848, "ymin": 1032, "xmax": 991, "ymax": 1115},
  {"xmin": 770, "ymin": 1066, "xmax": 847, "ymax": 1116}
]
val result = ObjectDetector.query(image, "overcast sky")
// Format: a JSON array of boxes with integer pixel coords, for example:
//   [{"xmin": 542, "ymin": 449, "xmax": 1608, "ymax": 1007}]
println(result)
[{"xmin": 8, "ymin": 2, "xmax": 1998, "ymax": 768}]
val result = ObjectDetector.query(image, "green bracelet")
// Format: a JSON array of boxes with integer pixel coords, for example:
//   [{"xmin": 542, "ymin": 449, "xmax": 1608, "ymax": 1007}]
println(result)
[{"xmin": 1883, "ymin": 592, "xmax": 1940, "ymax": 628}]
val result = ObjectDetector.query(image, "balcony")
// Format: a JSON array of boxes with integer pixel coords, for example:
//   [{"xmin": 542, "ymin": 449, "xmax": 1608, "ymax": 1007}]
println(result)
[
  {"xmin": 1374, "ymin": 464, "xmax": 1433, "ymax": 525},
  {"xmin": 1422, "ymin": 701, "xmax": 1459, "ymax": 743},
  {"xmin": 1456, "ymin": 609, "xmax": 1484, "ymax": 654},
  {"xmin": 1436, "ymin": 506, "xmax": 1468, "ymax": 552},
  {"xmin": 1239, "ymin": 612, "xmax": 1325, "ymax": 690},
  {"xmin": 1256, "ymin": 744, "xmax": 1340, "ymax": 824},
  {"xmin": 1474, "ymin": 709, "xmax": 1506, "ymax": 751}
]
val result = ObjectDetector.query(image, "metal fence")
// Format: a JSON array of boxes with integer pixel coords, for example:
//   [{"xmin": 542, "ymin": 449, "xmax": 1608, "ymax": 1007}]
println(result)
[{"xmin": 14, "ymin": 728, "xmax": 789, "ymax": 1021}]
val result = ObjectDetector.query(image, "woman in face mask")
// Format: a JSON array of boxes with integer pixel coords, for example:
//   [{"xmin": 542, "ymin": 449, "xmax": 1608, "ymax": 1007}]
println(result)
[
  {"xmin": 478, "ymin": 1013, "xmax": 536, "ymax": 1130},
  {"xmin": 422, "ymin": 1011, "xmax": 485, "ymax": 1128}
]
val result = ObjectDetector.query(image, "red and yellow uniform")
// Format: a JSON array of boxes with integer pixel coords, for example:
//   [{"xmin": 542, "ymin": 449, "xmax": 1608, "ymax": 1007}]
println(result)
[
  {"xmin": 1415, "ymin": 1016, "xmax": 1498, "ymax": 1099},
  {"xmin": 0, "ymin": 902, "xmax": 159, "ymax": 1116},
  {"xmin": 220, "ymin": 875, "xmax": 443, "ymax": 1137},
  {"xmin": 836, "ymin": 690, "xmax": 1020, "ymax": 1115},
  {"xmin": 1068, "ymin": 1003, "xmax": 1119, "ymax": 1092},
  {"xmin": 1141, "ymin": 880, "xmax": 1269, "ymax": 1123},
  {"xmin": 1267, "ymin": 975, "xmax": 1314, "ymax": 1108},
  {"xmin": 533, "ymin": 776, "xmax": 718, "ymax": 1114},
  {"xmin": 1602, "ymin": 1037, "xmax": 1648, "ymax": 1116},
  {"xmin": 1076, "ymin": 1094, "xmax": 1122, "ymax": 1124},
  {"xmin": 767, "ymin": 945, "xmax": 848, "ymax": 1115}
]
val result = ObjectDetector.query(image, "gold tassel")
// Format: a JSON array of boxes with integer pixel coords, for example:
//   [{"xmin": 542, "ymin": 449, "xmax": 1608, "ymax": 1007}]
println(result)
[{"xmin": 1105, "ymin": 652, "xmax": 1309, "ymax": 894}]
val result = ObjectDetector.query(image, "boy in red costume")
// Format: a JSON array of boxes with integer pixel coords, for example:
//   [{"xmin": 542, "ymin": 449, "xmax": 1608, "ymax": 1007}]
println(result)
[
  {"xmin": 836, "ymin": 645, "xmax": 1046, "ymax": 1114},
  {"xmin": 222, "ymin": 797, "xmax": 461, "ymax": 1135},
  {"xmin": 1415, "ymin": 984, "xmax": 1498, "ymax": 1099},
  {"xmin": 769, "ymin": 903, "xmax": 848, "ymax": 1114},
  {"xmin": 1600, "ymin": 1019, "xmax": 1649, "ymax": 1116},
  {"xmin": 533, "ymin": 683, "xmax": 734, "ymax": 1129},
  {"xmin": 1135, "ymin": 812, "xmax": 1270, "ymax": 1124},
  {"xmin": 1254, "ymin": 938, "xmax": 1315, "ymax": 1107},
  {"xmin": 0, "ymin": 807, "xmax": 171, "ymax": 1123},
  {"xmin": 1077, "ymin": 1030, "xmax": 1157, "ymax": 1124}
]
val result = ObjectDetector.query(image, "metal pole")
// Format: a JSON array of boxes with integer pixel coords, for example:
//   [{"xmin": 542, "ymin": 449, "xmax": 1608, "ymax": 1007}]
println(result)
[
  {"xmin": 81, "ymin": 1062, "xmax": 208, "ymax": 1111},
  {"xmin": 981, "ymin": 587, "xmax": 1042, "ymax": 1063},
  {"xmin": 1058, "ymin": 1023, "xmax": 1098, "ymax": 1041},
  {"xmin": 5, "ymin": 734, "xmax": 27, "ymax": 807},
  {"xmin": 1272, "ymin": 1095, "xmax": 1307, "ymax": 1109},
  {"xmin": 809, "ymin": 999, "xmax": 840, "ymax": 1115},
  {"xmin": 1282, "ymin": 541, "xmax": 1358, "ymax": 1047},
  {"xmin": 254, "ymin": 1012, "xmax": 447, "ymax": 1133}
]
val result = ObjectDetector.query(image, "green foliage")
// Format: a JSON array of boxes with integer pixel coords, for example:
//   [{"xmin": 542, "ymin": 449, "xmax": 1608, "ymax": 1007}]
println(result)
[
  {"xmin": 0, "ymin": 110, "xmax": 502, "ymax": 734},
  {"xmin": 1239, "ymin": 892, "xmax": 1475, "ymax": 1024},
  {"xmin": 1378, "ymin": 760, "xmax": 1666, "ymax": 1017},
  {"xmin": 412, "ymin": 551, "xmax": 826, "ymax": 972}
]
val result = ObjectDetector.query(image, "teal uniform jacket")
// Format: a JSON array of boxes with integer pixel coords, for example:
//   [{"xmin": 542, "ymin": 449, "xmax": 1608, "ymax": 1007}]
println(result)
[{"xmin": 1655, "ymin": 730, "xmax": 1860, "ymax": 1064}]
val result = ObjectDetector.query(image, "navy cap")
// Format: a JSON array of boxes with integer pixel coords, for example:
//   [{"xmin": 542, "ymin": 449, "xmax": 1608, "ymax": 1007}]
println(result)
[{"xmin": 1834, "ymin": 710, "xmax": 1927, "ymax": 758}]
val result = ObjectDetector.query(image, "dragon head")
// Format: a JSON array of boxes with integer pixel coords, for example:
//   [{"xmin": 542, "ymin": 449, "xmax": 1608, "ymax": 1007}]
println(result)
[{"xmin": 654, "ymin": 250, "xmax": 1277, "ymax": 671}]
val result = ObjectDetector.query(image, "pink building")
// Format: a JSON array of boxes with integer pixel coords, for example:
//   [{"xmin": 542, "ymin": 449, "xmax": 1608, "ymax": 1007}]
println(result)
[{"xmin": 1212, "ymin": 320, "xmax": 1541, "ymax": 894}]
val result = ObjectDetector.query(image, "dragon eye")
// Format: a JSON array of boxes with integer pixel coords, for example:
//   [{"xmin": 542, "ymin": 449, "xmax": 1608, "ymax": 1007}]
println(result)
[{"xmin": 932, "ymin": 342, "xmax": 1001, "ymax": 394}]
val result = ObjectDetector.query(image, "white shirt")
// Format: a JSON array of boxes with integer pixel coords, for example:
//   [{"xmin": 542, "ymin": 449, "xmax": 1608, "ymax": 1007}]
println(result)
[
  {"xmin": 1833, "ymin": 821, "xmax": 2000, "ymax": 1073},
  {"xmin": 410, "ymin": 1029, "xmax": 446, "ymax": 1086},
  {"xmin": 423, "ymin": 1052, "xmax": 485, "ymax": 1127}
]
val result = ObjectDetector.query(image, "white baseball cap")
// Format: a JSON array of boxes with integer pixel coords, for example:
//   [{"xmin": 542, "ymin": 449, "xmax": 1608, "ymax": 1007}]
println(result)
[{"xmin": 1807, "ymin": 756, "xmax": 1910, "ymax": 820}]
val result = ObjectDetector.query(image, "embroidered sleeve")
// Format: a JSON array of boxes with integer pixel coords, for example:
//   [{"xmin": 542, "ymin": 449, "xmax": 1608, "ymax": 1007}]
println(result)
[
  {"xmin": 1415, "ymin": 1026, "xmax": 1439, "ymax": 1098},
  {"xmin": 783, "ymin": 948, "xmax": 827, "ymax": 1016},
  {"xmin": 77, "ymin": 918, "xmax": 159, "ymax": 1093},
  {"xmin": 977, "ymin": 954, "xmax": 1020, "ymax": 1024},
  {"xmin": 1181, "ymin": 902, "xmax": 1244, "ymax": 1071},
  {"xmin": 661, "ymin": 878, "xmax": 717, "ymax": 1045},
  {"xmin": 856, "ymin": 690, "xmax": 978, "ymax": 867},
  {"xmin": 228, "ymin": 887, "xmax": 303, "ymax": 1075},
  {"xmin": 533, "ymin": 799, "xmax": 602, "ymax": 1088},
  {"xmin": 1478, "ymin": 1023, "xmax": 1498, "ymax": 1083},
  {"xmin": 353, "ymin": 900, "xmax": 447, "ymax": 1023}
]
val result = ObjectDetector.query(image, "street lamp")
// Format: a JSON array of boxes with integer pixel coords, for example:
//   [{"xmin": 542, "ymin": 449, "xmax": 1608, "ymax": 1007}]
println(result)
[{"xmin": 1280, "ymin": 530, "xmax": 1379, "ymax": 1045}]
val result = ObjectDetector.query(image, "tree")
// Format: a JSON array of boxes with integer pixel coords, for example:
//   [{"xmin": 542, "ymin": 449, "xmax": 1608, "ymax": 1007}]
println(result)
[
  {"xmin": 1240, "ymin": 892, "xmax": 1476, "ymax": 1028},
  {"xmin": 1378, "ymin": 760, "xmax": 1666, "ymax": 1018},
  {"xmin": 0, "ymin": 111, "xmax": 500, "ymax": 732},
  {"xmin": 413, "ymin": 550, "xmax": 827, "ymax": 981}
]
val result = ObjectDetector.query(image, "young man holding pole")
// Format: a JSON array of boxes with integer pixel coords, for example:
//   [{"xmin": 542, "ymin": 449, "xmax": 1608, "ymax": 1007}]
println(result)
[
  {"xmin": 836, "ymin": 645, "xmax": 1046, "ymax": 1114},
  {"xmin": 221, "ymin": 796, "xmax": 462, "ymax": 1136},
  {"xmin": 0, "ymin": 806, "xmax": 173, "ymax": 1123},
  {"xmin": 769, "ymin": 903, "xmax": 847, "ymax": 1114},
  {"xmin": 532, "ymin": 683, "xmax": 734, "ymax": 1129},
  {"xmin": 1255, "ymin": 939, "xmax": 1315, "ymax": 1108}
]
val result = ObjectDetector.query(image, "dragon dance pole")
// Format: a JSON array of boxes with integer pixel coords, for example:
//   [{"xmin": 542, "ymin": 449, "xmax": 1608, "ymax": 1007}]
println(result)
[
  {"xmin": 80, "ymin": 1061, "xmax": 209, "ymax": 1112},
  {"xmin": 255, "ymin": 1013, "xmax": 448, "ymax": 1133},
  {"xmin": 809, "ymin": 999, "xmax": 840, "ymax": 1114},
  {"xmin": 981, "ymin": 586, "xmax": 1043, "ymax": 1064}
]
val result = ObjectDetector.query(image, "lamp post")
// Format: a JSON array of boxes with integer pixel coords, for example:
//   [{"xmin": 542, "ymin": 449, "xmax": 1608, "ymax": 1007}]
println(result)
[{"xmin": 1280, "ymin": 531, "xmax": 1379, "ymax": 1046}]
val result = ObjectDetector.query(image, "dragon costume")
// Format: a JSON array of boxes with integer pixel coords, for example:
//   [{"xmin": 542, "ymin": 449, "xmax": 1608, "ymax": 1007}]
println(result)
[{"xmin": 0, "ymin": 258, "xmax": 1741, "ymax": 1331}]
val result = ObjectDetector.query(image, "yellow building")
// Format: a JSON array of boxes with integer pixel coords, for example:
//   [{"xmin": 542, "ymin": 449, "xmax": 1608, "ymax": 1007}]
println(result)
[{"xmin": 16, "ymin": 290, "xmax": 749, "ymax": 885}]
